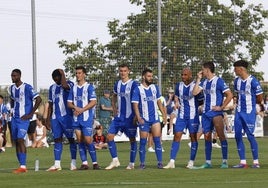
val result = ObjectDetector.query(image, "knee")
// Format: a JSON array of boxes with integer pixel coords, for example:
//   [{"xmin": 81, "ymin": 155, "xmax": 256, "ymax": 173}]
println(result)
[
  {"xmin": 129, "ymin": 137, "xmax": 136, "ymax": 143},
  {"xmin": 106, "ymin": 134, "xmax": 114, "ymax": 142},
  {"xmin": 204, "ymin": 133, "xmax": 211, "ymax": 141}
]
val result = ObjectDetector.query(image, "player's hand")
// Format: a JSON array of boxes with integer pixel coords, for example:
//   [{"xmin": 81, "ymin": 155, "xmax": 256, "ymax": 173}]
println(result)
[
  {"xmin": 197, "ymin": 71, "xmax": 203, "ymax": 79},
  {"xmin": 133, "ymin": 116, "xmax": 138, "ymax": 126},
  {"xmin": 21, "ymin": 114, "xmax": 32, "ymax": 120},
  {"xmin": 58, "ymin": 69, "xmax": 64, "ymax": 75},
  {"xmin": 73, "ymin": 107, "xmax": 84, "ymax": 116},
  {"xmin": 137, "ymin": 117, "xmax": 144, "ymax": 125}
]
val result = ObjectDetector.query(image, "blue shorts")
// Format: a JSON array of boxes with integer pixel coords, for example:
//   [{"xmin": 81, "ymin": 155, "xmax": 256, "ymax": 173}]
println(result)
[
  {"xmin": 108, "ymin": 117, "xmax": 137, "ymax": 138},
  {"xmin": 234, "ymin": 111, "xmax": 256, "ymax": 135},
  {"xmin": 202, "ymin": 111, "xmax": 223, "ymax": 134},
  {"xmin": 51, "ymin": 115, "xmax": 74, "ymax": 139},
  {"xmin": 138, "ymin": 119, "xmax": 160, "ymax": 133},
  {"xmin": 11, "ymin": 117, "xmax": 30, "ymax": 140},
  {"xmin": 73, "ymin": 118, "xmax": 94, "ymax": 137},
  {"xmin": 174, "ymin": 116, "xmax": 199, "ymax": 134}
]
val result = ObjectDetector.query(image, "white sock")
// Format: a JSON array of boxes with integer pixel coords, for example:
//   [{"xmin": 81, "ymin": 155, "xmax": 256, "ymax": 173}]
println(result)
[
  {"xmin": 55, "ymin": 160, "xmax": 61, "ymax": 167},
  {"xmin": 113, "ymin": 157, "xmax": 119, "ymax": 162},
  {"xmin": 253, "ymin": 160, "xmax": 259, "ymax": 164},
  {"xmin": 82, "ymin": 161, "xmax": 88, "ymax": 165},
  {"xmin": 71, "ymin": 159, "xmax": 76, "ymax": 166},
  {"xmin": 188, "ymin": 160, "xmax": 194, "ymax": 165}
]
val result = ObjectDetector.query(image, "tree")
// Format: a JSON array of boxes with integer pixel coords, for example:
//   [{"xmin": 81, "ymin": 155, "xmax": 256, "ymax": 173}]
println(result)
[
  {"xmin": 58, "ymin": 39, "xmax": 118, "ymax": 95},
  {"xmin": 59, "ymin": 0, "xmax": 268, "ymax": 94}
]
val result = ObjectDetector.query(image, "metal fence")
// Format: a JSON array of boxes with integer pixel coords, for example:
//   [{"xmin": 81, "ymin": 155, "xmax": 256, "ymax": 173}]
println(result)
[{"xmin": 1, "ymin": 0, "xmax": 268, "ymax": 115}]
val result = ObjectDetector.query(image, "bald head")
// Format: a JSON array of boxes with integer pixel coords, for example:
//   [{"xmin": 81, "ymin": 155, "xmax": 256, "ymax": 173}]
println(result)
[
  {"xmin": 181, "ymin": 67, "xmax": 192, "ymax": 84},
  {"xmin": 182, "ymin": 67, "xmax": 192, "ymax": 75}
]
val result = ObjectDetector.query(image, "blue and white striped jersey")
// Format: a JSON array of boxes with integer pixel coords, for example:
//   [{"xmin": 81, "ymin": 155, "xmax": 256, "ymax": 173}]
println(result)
[
  {"xmin": 68, "ymin": 82, "xmax": 96, "ymax": 123},
  {"xmin": 132, "ymin": 84, "xmax": 161, "ymax": 122},
  {"xmin": 199, "ymin": 76, "xmax": 229, "ymax": 113},
  {"xmin": 113, "ymin": 79, "xmax": 138, "ymax": 120},
  {"xmin": 234, "ymin": 75, "xmax": 263, "ymax": 114},
  {"xmin": 48, "ymin": 80, "xmax": 74, "ymax": 119},
  {"xmin": 9, "ymin": 83, "xmax": 39, "ymax": 118},
  {"xmin": 175, "ymin": 81, "xmax": 200, "ymax": 119}
]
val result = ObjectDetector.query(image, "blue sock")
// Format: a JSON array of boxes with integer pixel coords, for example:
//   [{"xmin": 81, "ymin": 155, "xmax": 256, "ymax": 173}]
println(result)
[
  {"xmin": 19, "ymin": 153, "xmax": 26, "ymax": 166},
  {"xmin": 205, "ymin": 140, "xmax": 212, "ymax": 161},
  {"xmin": 108, "ymin": 140, "xmax": 117, "ymax": 158},
  {"xmin": 221, "ymin": 140, "xmax": 228, "ymax": 160},
  {"xmin": 130, "ymin": 141, "xmax": 137, "ymax": 163},
  {"xmin": 248, "ymin": 134, "xmax": 258, "ymax": 160},
  {"xmin": 170, "ymin": 141, "xmax": 180, "ymax": 160},
  {"xmin": 54, "ymin": 142, "xmax": 63, "ymax": 160},
  {"xmin": 139, "ymin": 138, "xmax": 147, "ymax": 164},
  {"xmin": 78, "ymin": 143, "xmax": 87, "ymax": 162},
  {"xmin": 190, "ymin": 141, "xmax": 198, "ymax": 161},
  {"xmin": 69, "ymin": 142, "xmax": 77, "ymax": 160},
  {"xmin": 87, "ymin": 143, "xmax": 97, "ymax": 163},
  {"xmin": 153, "ymin": 137, "xmax": 162, "ymax": 162},
  {"xmin": 235, "ymin": 135, "xmax": 246, "ymax": 160}
]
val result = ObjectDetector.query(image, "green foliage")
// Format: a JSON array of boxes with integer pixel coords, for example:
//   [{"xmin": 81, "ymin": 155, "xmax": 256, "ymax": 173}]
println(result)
[
  {"xmin": 58, "ymin": 0, "xmax": 268, "ymax": 92},
  {"xmin": 58, "ymin": 39, "xmax": 117, "ymax": 95}
]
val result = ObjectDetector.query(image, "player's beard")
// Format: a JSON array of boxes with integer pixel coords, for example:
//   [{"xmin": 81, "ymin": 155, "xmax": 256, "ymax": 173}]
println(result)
[{"xmin": 145, "ymin": 79, "xmax": 153, "ymax": 86}]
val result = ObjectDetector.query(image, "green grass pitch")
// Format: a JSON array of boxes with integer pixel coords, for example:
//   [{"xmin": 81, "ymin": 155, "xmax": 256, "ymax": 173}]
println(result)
[{"xmin": 1, "ymin": 137, "xmax": 268, "ymax": 188}]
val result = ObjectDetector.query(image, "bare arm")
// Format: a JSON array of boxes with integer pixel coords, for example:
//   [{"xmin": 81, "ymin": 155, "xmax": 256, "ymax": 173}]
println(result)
[
  {"xmin": 133, "ymin": 102, "xmax": 144, "ymax": 125},
  {"xmin": 212, "ymin": 90, "xmax": 233, "ymax": 111},
  {"xmin": 82, "ymin": 100, "xmax": 97, "ymax": 112},
  {"xmin": 157, "ymin": 99, "xmax": 167, "ymax": 125},
  {"xmin": 68, "ymin": 100, "xmax": 96, "ymax": 117},
  {"xmin": 44, "ymin": 102, "xmax": 53, "ymax": 130},
  {"xmin": 192, "ymin": 71, "xmax": 203, "ymax": 96},
  {"xmin": 257, "ymin": 94, "xmax": 264, "ymax": 111},
  {"xmin": 256, "ymin": 94, "xmax": 264, "ymax": 105},
  {"xmin": 111, "ymin": 93, "xmax": 118, "ymax": 116},
  {"xmin": 221, "ymin": 90, "xmax": 233, "ymax": 110},
  {"xmin": 21, "ymin": 96, "xmax": 42, "ymax": 120},
  {"xmin": 174, "ymin": 95, "xmax": 180, "ymax": 110},
  {"xmin": 59, "ymin": 69, "xmax": 70, "ymax": 90}
]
